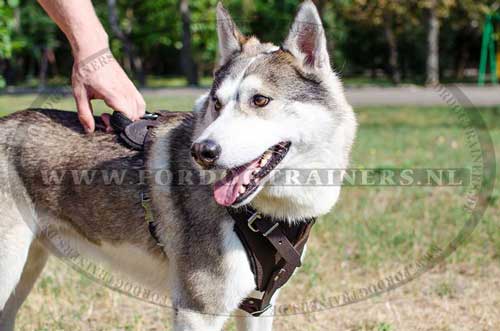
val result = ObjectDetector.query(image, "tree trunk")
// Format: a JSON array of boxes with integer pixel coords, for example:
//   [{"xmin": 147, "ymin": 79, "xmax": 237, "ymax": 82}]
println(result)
[
  {"xmin": 180, "ymin": 0, "xmax": 199, "ymax": 86},
  {"xmin": 38, "ymin": 47, "xmax": 56, "ymax": 90},
  {"xmin": 107, "ymin": 0, "xmax": 146, "ymax": 87},
  {"xmin": 39, "ymin": 48, "xmax": 50, "ymax": 89},
  {"xmin": 454, "ymin": 27, "xmax": 471, "ymax": 80},
  {"xmin": 455, "ymin": 37, "xmax": 469, "ymax": 80},
  {"xmin": 383, "ymin": 15, "xmax": 401, "ymax": 85},
  {"xmin": 426, "ymin": 0, "xmax": 440, "ymax": 85}
]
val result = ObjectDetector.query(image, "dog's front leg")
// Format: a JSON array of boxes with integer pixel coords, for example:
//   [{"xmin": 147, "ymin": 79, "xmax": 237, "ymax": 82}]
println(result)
[
  {"xmin": 168, "ymin": 261, "xmax": 246, "ymax": 331},
  {"xmin": 169, "ymin": 278, "xmax": 230, "ymax": 331},
  {"xmin": 234, "ymin": 308, "xmax": 274, "ymax": 331},
  {"xmin": 173, "ymin": 308, "xmax": 227, "ymax": 331}
]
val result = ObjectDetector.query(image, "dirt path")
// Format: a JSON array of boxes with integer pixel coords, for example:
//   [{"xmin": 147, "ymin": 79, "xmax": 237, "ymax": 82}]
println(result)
[
  {"xmin": 2, "ymin": 85, "xmax": 499, "ymax": 107},
  {"xmin": 139, "ymin": 85, "xmax": 500, "ymax": 107}
]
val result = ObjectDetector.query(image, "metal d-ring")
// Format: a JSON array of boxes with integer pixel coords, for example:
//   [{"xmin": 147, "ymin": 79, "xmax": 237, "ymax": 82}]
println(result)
[{"xmin": 247, "ymin": 212, "xmax": 261, "ymax": 233}]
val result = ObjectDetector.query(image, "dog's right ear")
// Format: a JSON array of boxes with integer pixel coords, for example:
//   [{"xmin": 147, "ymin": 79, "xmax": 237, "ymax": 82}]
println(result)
[
  {"xmin": 283, "ymin": 1, "xmax": 330, "ymax": 72},
  {"xmin": 216, "ymin": 2, "xmax": 245, "ymax": 65}
]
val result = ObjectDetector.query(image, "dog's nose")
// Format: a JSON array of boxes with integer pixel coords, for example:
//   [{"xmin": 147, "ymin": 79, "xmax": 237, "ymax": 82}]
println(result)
[{"xmin": 191, "ymin": 140, "xmax": 221, "ymax": 168}]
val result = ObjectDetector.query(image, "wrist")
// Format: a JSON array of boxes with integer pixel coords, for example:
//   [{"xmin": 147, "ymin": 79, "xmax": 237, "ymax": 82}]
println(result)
[{"xmin": 70, "ymin": 28, "xmax": 110, "ymax": 63}]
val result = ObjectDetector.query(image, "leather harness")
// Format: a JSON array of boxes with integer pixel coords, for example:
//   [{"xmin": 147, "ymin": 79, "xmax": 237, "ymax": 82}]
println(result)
[
  {"xmin": 229, "ymin": 208, "xmax": 315, "ymax": 315},
  {"xmin": 110, "ymin": 111, "xmax": 316, "ymax": 316}
]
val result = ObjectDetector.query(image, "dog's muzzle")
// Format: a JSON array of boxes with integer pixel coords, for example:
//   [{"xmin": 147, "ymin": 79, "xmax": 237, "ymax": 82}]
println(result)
[{"xmin": 191, "ymin": 139, "xmax": 221, "ymax": 169}]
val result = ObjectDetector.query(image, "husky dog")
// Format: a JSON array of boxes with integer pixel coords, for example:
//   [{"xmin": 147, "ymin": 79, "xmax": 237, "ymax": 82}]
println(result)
[{"xmin": 0, "ymin": 1, "xmax": 356, "ymax": 330}]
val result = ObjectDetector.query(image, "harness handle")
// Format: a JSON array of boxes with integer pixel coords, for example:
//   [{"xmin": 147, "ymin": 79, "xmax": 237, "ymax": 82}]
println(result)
[
  {"xmin": 110, "ymin": 111, "xmax": 133, "ymax": 133},
  {"xmin": 109, "ymin": 111, "xmax": 160, "ymax": 151}
]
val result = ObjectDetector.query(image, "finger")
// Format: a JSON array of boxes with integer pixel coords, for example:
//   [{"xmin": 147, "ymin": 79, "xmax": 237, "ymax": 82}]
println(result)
[
  {"xmin": 105, "ymin": 97, "xmax": 137, "ymax": 121},
  {"xmin": 101, "ymin": 113, "xmax": 113, "ymax": 133},
  {"xmin": 74, "ymin": 88, "xmax": 95, "ymax": 133},
  {"xmin": 136, "ymin": 93, "xmax": 147, "ymax": 119}
]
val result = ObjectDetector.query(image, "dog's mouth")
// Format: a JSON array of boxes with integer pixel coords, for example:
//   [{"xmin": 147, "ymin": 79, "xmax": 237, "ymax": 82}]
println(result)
[{"xmin": 213, "ymin": 142, "xmax": 291, "ymax": 207}]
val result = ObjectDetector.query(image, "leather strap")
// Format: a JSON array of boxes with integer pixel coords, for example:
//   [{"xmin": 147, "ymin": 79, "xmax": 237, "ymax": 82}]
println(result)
[
  {"xmin": 110, "ymin": 112, "xmax": 165, "ymax": 248},
  {"xmin": 109, "ymin": 113, "xmax": 317, "ymax": 316},
  {"xmin": 141, "ymin": 192, "xmax": 164, "ymax": 248},
  {"xmin": 229, "ymin": 207, "xmax": 315, "ymax": 316},
  {"xmin": 110, "ymin": 111, "xmax": 160, "ymax": 150}
]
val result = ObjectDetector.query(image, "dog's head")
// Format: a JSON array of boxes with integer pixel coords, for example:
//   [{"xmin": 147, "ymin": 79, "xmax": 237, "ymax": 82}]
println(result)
[{"xmin": 192, "ymin": 1, "xmax": 357, "ymax": 220}]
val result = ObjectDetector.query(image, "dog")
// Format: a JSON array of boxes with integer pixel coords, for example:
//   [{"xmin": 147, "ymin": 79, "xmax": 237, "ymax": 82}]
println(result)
[{"xmin": 0, "ymin": 1, "xmax": 356, "ymax": 330}]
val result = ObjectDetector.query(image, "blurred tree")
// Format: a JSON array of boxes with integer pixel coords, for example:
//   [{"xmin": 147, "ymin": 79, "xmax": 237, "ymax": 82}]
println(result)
[
  {"xmin": 0, "ymin": 0, "xmax": 17, "ymax": 59},
  {"xmin": 0, "ymin": 0, "xmax": 21, "ymax": 87},
  {"xmin": 107, "ymin": 0, "xmax": 146, "ymax": 86},
  {"xmin": 180, "ymin": 0, "xmax": 198, "ymax": 85},
  {"xmin": 125, "ymin": 0, "xmax": 182, "ymax": 77},
  {"xmin": 341, "ymin": 0, "xmax": 417, "ymax": 84},
  {"xmin": 425, "ymin": 0, "xmax": 441, "ymax": 84},
  {"xmin": 444, "ymin": 0, "xmax": 499, "ymax": 80},
  {"xmin": 8, "ymin": 1, "xmax": 59, "ymax": 87},
  {"xmin": 190, "ymin": 0, "xmax": 218, "ymax": 75},
  {"xmin": 0, "ymin": 0, "xmax": 498, "ymax": 88},
  {"xmin": 412, "ymin": 0, "xmax": 455, "ymax": 85}
]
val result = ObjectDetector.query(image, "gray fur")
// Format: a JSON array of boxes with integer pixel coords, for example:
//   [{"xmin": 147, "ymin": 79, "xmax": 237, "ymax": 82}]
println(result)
[{"xmin": 0, "ymin": 2, "xmax": 356, "ymax": 330}]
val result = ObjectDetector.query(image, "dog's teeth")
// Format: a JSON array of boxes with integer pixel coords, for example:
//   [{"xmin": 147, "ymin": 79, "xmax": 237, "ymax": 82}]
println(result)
[
  {"xmin": 259, "ymin": 158, "xmax": 269, "ymax": 167},
  {"xmin": 239, "ymin": 186, "xmax": 246, "ymax": 194},
  {"xmin": 243, "ymin": 175, "xmax": 251, "ymax": 185}
]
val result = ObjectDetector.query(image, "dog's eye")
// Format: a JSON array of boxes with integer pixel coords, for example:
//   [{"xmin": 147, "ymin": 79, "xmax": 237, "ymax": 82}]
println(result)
[
  {"xmin": 213, "ymin": 97, "xmax": 222, "ymax": 112},
  {"xmin": 252, "ymin": 95, "xmax": 271, "ymax": 108}
]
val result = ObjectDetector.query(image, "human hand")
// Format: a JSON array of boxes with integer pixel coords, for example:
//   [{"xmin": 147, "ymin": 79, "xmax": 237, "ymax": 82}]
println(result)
[{"xmin": 71, "ymin": 49, "xmax": 146, "ymax": 133}]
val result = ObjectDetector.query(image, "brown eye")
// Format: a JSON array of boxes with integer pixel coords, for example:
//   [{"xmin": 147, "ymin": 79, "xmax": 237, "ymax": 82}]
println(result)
[
  {"xmin": 252, "ymin": 95, "xmax": 271, "ymax": 108},
  {"xmin": 213, "ymin": 97, "xmax": 222, "ymax": 111}
]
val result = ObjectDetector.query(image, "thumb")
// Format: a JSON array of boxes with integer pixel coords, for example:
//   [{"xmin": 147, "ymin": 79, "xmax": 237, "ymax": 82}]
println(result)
[{"xmin": 74, "ymin": 88, "xmax": 95, "ymax": 133}]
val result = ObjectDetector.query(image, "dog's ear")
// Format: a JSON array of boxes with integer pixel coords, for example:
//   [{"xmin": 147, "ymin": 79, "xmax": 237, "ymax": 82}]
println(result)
[
  {"xmin": 283, "ymin": 1, "xmax": 330, "ymax": 71},
  {"xmin": 216, "ymin": 2, "xmax": 245, "ymax": 65}
]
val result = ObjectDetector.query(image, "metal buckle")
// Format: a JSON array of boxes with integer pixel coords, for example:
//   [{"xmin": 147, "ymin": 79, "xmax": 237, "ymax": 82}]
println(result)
[
  {"xmin": 141, "ymin": 192, "xmax": 154, "ymax": 224},
  {"xmin": 262, "ymin": 223, "xmax": 279, "ymax": 237},
  {"xmin": 142, "ymin": 112, "xmax": 159, "ymax": 120},
  {"xmin": 250, "ymin": 304, "xmax": 272, "ymax": 317},
  {"xmin": 247, "ymin": 212, "xmax": 261, "ymax": 233},
  {"xmin": 247, "ymin": 212, "xmax": 279, "ymax": 236}
]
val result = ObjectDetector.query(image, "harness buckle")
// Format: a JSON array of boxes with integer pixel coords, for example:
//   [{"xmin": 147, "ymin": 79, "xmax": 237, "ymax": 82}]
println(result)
[
  {"xmin": 247, "ymin": 212, "xmax": 279, "ymax": 237},
  {"xmin": 262, "ymin": 223, "xmax": 279, "ymax": 237},
  {"xmin": 141, "ymin": 192, "xmax": 164, "ymax": 248},
  {"xmin": 247, "ymin": 212, "xmax": 261, "ymax": 233},
  {"xmin": 250, "ymin": 304, "xmax": 272, "ymax": 317},
  {"xmin": 142, "ymin": 112, "xmax": 159, "ymax": 120},
  {"xmin": 141, "ymin": 192, "xmax": 155, "ymax": 225}
]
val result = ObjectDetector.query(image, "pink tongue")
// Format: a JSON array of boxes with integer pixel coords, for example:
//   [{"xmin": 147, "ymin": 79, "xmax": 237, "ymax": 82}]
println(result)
[{"xmin": 214, "ymin": 160, "xmax": 260, "ymax": 206}]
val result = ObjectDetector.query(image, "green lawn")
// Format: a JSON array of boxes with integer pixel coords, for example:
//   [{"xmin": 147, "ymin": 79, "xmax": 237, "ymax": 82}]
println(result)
[
  {"xmin": 1, "ymin": 74, "xmax": 483, "ymax": 90},
  {"xmin": 1, "ymin": 94, "xmax": 499, "ymax": 331}
]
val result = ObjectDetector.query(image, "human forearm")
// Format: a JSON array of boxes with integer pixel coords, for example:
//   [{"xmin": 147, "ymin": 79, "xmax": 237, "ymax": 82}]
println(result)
[
  {"xmin": 37, "ymin": 0, "xmax": 145, "ymax": 132},
  {"xmin": 37, "ymin": 0, "xmax": 108, "ymax": 61}
]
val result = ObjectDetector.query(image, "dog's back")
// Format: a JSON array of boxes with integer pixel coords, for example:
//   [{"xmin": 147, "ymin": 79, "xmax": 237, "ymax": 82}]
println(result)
[
  {"xmin": 0, "ymin": 110, "xmax": 145, "ymax": 240},
  {"xmin": 0, "ymin": 109, "xmax": 179, "ymax": 330}
]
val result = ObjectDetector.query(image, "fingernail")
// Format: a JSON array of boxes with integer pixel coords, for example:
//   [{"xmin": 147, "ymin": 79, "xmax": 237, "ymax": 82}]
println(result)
[{"xmin": 84, "ymin": 126, "xmax": 91, "ymax": 133}]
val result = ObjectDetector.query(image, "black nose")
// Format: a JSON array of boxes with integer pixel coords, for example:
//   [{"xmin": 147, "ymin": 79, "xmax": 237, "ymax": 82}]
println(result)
[{"xmin": 191, "ymin": 140, "xmax": 221, "ymax": 168}]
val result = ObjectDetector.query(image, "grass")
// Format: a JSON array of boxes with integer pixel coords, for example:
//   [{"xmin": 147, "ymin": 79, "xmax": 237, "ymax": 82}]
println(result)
[{"xmin": 0, "ymin": 93, "xmax": 499, "ymax": 330}]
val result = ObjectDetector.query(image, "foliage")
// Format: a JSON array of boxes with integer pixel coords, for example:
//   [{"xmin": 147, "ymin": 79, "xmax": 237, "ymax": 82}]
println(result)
[
  {"xmin": 17, "ymin": 2, "xmax": 59, "ymax": 60},
  {"xmin": 1, "ymin": 0, "xmax": 499, "ymax": 86},
  {"xmin": 0, "ymin": 0, "xmax": 19, "ymax": 59}
]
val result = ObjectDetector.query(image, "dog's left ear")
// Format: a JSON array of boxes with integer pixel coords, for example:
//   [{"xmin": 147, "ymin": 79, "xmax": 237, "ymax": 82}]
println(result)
[
  {"xmin": 216, "ymin": 2, "xmax": 245, "ymax": 65},
  {"xmin": 283, "ymin": 1, "xmax": 330, "ymax": 71}
]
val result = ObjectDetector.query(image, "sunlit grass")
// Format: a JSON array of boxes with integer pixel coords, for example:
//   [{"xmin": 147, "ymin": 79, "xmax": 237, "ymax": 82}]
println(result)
[{"xmin": 0, "ymin": 94, "xmax": 498, "ymax": 330}]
